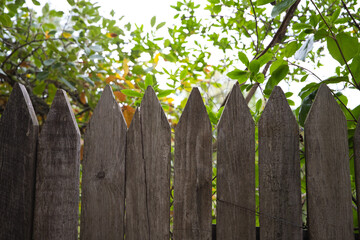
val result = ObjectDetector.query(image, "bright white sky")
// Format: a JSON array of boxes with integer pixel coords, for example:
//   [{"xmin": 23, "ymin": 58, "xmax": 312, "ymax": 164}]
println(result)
[{"xmin": 25, "ymin": 0, "xmax": 359, "ymax": 109}]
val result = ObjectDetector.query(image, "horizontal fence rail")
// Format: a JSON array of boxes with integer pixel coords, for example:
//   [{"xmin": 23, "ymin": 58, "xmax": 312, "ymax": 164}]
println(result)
[{"xmin": 0, "ymin": 82, "xmax": 359, "ymax": 240}]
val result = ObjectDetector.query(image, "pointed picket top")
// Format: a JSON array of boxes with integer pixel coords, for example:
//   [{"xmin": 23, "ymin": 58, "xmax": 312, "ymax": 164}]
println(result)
[
  {"xmin": 137, "ymin": 86, "xmax": 171, "ymax": 239},
  {"xmin": 33, "ymin": 89, "xmax": 80, "ymax": 239},
  {"xmin": 174, "ymin": 87, "xmax": 212, "ymax": 239},
  {"xmin": 258, "ymin": 86, "xmax": 302, "ymax": 240},
  {"xmin": 42, "ymin": 89, "xmax": 80, "ymax": 136},
  {"xmin": 80, "ymin": 85, "xmax": 126, "ymax": 240},
  {"xmin": 259, "ymin": 86, "xmax": 298, "ymax": 135},
  {"xmin": 125, "ymin": 108, "xmax": 150, "ymax": 240},
  {"xmin": 0, "ymin": 83, "xmax": 38, "ymax": 240},
  {"xmin": 305, "ymin": 83, "xmax": 346, "ymax": 127},
  {"xmin": 216, "ymin": 83, "xmax": 255, "ymax": 239},
  {"xmin": 305, "ymin": 83, "xmax": 353, "ymax": 239},
  {"xmin": 177, "ymin": 87, "xmax": 211, "ymax": 128},
  {"xmin": 354, "ymin": 117, "xmax": 360, "ymax": 226},
  {"xmin": 218, "ymin": 82, "xmax": 253, "ymax": 129}
]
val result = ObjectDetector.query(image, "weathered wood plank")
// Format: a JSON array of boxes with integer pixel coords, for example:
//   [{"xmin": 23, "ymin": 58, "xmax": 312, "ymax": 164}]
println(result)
[
  {"xmin": 305, "ymin": 84, "xmax": 353, "ymax": 240},
  {"xmin": 80, "ymin": 85, "xmax": 126, "ymax": 240},
  {"xmin": 217, "ymin": 83, "xmax": 255, "ymax": 239},
  {"xmin": 33, "ymin": 89, "xmax": 81, "ymax": 240},
  {"xmin": 126, "ymin": 86, "xmax": 171, "ymax": 239},
  {"xmin": 174, "ymin": 88, "xmax": 212, "ymax": 240},
  {"xmin": 125, "ymin": 108, "xmax": 149, "ymax": 239},
  {"xmin": 0, "ymin": 83, "xmax": 39, "ymax": 240},
  {"xmin": 355, "ymin": 117, "xmax": 360, "ymax": 240},
  {"xmin": 259, "ymin": 86, "xmax": 302, "ymax": 240}
]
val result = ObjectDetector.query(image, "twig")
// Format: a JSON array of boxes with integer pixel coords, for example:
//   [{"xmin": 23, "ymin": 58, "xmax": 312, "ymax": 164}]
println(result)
[
  {"xmin": 310, "ymin": 0, "xmax": 360, "ymax": 89},
  {"xmin": 341, "ymin": 0, "xmax": 360, "ymax": 31},
  {"xmin": 249, "ymin": 0, "xmax": 260, "ymax": 54}
]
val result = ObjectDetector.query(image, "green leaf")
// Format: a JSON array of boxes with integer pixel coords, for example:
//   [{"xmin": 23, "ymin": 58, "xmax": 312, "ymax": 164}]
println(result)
[
  {"xmin": 0, "ymin": 14, "xmax": 12, "ymax": 27},
  {"xmin": 285, "ymin": 92, "xmax": 293, "ymax": 98},
  {"xmin": 156, "ymin": 22, "xmax": 166, "ymax": 30},
  {"xmin": 180, "ymin": 69, "xmax": 188, "ymax": 79},
  {"xmin": 299, "ymin": 90, "xmax": 317, "ymax": 127},
  {"xmin": 151, "ymin": 16, "xmax": 156, "ymax": 27},
  {"xmin": 121, "ymin": 89, "xmax": 143, "ymax": 98},
  {"xmin": 67, "ymin": 0, "xmax": 75, "ymax": 6},
  {"xmin": 32, "ymin": 0, "xmax": 40, "ymax": 5},
  {"xmin": 249, "ymin": 60, "xmax": 260, "ymax": 73},
  {"xmin": 145, "ymin": 73, "xmax": 153, "ymax": 88},
  {"xmin": 44, "ymin": 59, "xmax": 56, "ymax": 66},
  {"xmin": 271, "ymin": 0, "xmax": 297, "ymax": 17},
  {"xmin": 89, "ymin": 54, "xmax": 104, "ymax": 60},
  {"xmin": 59, "ymin": 77, "xmax": 76, "ymax": 91},
  {"xmin": 257, "ymin": 0, "xmax": 274, "ymax": 6},
  {"xmin": 323, "ymin": 76, "xmax": 348, "ymax": 84},
  {"xmin": 314, "ymin": 29, "xmax": 329, "ymax": 40},
  {"xmin": 36, "ymin": 71, "xmax": 49, "ymax": 81},
  {"xmin": 284, "ymin": 41, "xmax": 298, "ymax": 58},
  {"xmin": 258, "ymin": 52, "xmax": 273, "ymax": 67},
  {"xmin": 157, "ymin": 89, "xmax": 174, "ymax": 98},
  {"xmin": 256, "ymin": 98, "xmax": 263, "ymax": 111},
  {"xmin": 90, "ymin": 45, "xmax": 103, "ymax": 52},
  {"xmin": 327, "ymin": 33, "xmax": 359, "ymax": 65},
  {"xmin": 271, "ymin": 64, "xmax": 289, "ymax": 81},
  {"xmin": 299, "ymin": 82, "xmax": 319, "ymax": 99},
  {"xmin": 213, "ymin": 5, "xmax": 222, "ymax": 14},
  {"xmin": 238, "ymin": 52, "xmax": 249, "ymax": 67},
  {"xmin": 350, "ymin": 54, "xmax": 360, "ymax": 84},
  {"xmin": 227, "ymin": 69, "xmax": 249, "ymax": 84}
]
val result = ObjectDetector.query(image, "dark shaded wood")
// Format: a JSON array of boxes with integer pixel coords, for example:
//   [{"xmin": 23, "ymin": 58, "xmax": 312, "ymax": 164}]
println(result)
[
  {"xmin": 33, "ymin": 89, "xmax": 81, "ymax": 240},
  {"xmin": 355, "ymin": 117, "xmax": 360, "ymax": 240},
  {"xmin": 126, "ymin": 86, "xmax": 171, "ymax": 239},
  {"xmin": 216, "ymin": 83, "xmax": 256, "ymax": 239},
  {"xmin": 0, "ymin": 83, "xmax": 39, "ymax": 240},
  {"xmin": 125, "ymin": 108, "xmax": 150, "ymax": 239},
  {"xmin": 174, "ymin": 88, "xmax": 212, "ymax": 240},
  {"xmin": 258, "ymin": 86, "xmax": 302, "ymax": 240},
  {"xmin": 305, "ymin": 84, "xmax": 353, "ymax": 240},
  {"xmin": 80, "ymin": 85, "xmax": 127, "ymax": 240}
]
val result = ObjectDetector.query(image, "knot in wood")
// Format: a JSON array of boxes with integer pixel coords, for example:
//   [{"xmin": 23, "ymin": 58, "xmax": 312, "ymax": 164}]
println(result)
[{"xmin": 96, "ymin": 171, "xmax": 105, "ymax": 179}]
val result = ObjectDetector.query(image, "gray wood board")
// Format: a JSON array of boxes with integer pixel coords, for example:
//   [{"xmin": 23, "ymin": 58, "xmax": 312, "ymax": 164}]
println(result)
[
  {"xmin": 33, "ymin": 89, "xmax": 81, "ymax": 240},
  {"xmin": 128, "ymin": 86, "xmax": 171, "ymax": 239},
  {"xmin": 80, "ymin": 85, "xmax": 127, "ymax": 240},
  {"xmin": 174, "ymin": 88, "xmax": 212, "ymax": 240},
  {"xmin": 259, "ymin": 86, "xmax": 302, "ymax": 240},
  {"xmin": 305, "ymin": 84, "xmax": 353, "ymax": 240},
  {"xmin": 0, "ymin": 83, "xmax": 39, "ymax": 240},
  {"xmin": 216, "ymin": 83, "xmax": 256, "ymax": 239},
  {"xmin": 355, "ymin": 116, "xmax": 360, "ymax": 240},
  {"xmin": 125, "ymin": 108, "xmax": 150, "ymax": 240}
]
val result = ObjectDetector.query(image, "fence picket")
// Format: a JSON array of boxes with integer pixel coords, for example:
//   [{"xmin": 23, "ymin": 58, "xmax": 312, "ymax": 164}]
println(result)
[
  {"xmin": 0, "ymin": 83, "xmax": 39, "ymax": 240},
  {"xmin": 126, "ymin": 86, "xmax": 171, "ymax": 239},
  {"xmin": 355, "ymin": 118, "xmax": 360, "ymax": 238},
  {"xmin": 217, "ymin": 83, "xmax": 255, "ymax": 239},
  {"xmin": 33, "ymin": 89, "xmax": 81, "ymax": 240},
  {"xmin": 305, "ymin": 84, "xmax": 353, "ymax": 239},
  {"xmin": 126, "ymin": 108, "xmax": 149, "ymax": 239},
  {"xmin": 174, "ymin": 88, "xmax": 212, "ymax": 240},
  {"xmin": 80, "ymin": 85, "xmax": 126, "ymax": 240},
  {"xmin": 258, "ymin": 86, "xmax": 302, "ymax": 240}
]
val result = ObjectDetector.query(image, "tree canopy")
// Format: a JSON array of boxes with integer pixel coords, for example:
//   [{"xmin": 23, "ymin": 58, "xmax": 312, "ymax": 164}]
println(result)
[{"xmin": 1, "ymin": 0, "xmax": 360, "ymax": 227}]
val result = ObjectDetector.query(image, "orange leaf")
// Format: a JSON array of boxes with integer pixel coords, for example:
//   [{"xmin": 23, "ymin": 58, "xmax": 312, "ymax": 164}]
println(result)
[
  {"xmin": 114, "ymin": 91, "xmax": 127, "ymax": 102},
  {"xmin": 125, "ymin": 80, "xmax": 135, "ymax": 89},
  {"xmin": 80, "ymin": 92, "xmax": 87, "ymax": 104},
  {"xmin": 62, "ymin": 32, "xmax": 72, "ymax": 38},
  {"xmin": 45, "ymin": 31, "xmax": 50, "ymax": 39},
  {"xmin": 122, "ymin": 105, "xmax": 135, "ymax": 127},
  {"xmin": 106, "ymin": 75, "xmax": 117, "ymax": 84}
]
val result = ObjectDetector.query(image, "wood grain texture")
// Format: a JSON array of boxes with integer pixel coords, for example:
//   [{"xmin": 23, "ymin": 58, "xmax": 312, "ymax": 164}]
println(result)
[
  {"xmin": 305, "ymin": 84, "xmax": 353, "ymax": 240},
  {"xmin": 216, "ymin": 83, "xmax": 256, "ymax": 239},
  {"xmin": 80, "ymin": 85, "xmax": 127, "ymax": 240},
  {"xmin": 0, "ymin": 83, "xmax": 38, "ymax": 240},
  {"xmin": 174, "ymin": 88, "xmax": 212, "ymax": 240},
  {"xmin": 126, "ymin": 86, "xmax": 171, "ymax": 239},
  {"xmin": 355, "ymin": 117, "xmax": 360, "ymax": 240},
  {"xmin": 125, "ymin": 108, "xmax": 151, "ymax": 239},
  {"xmin": 259, "ymin": 86, "xmax": 302, "ymax": 240},
  {"xmin": 33, "ymin": 89, "xmax": 81, "ymax": 240}
]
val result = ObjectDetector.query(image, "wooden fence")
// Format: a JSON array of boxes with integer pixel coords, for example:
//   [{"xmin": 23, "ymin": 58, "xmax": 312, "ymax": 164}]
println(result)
[{"xmin": 0, "ymin": 82, "xmax": 359, "ymax": 240}]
